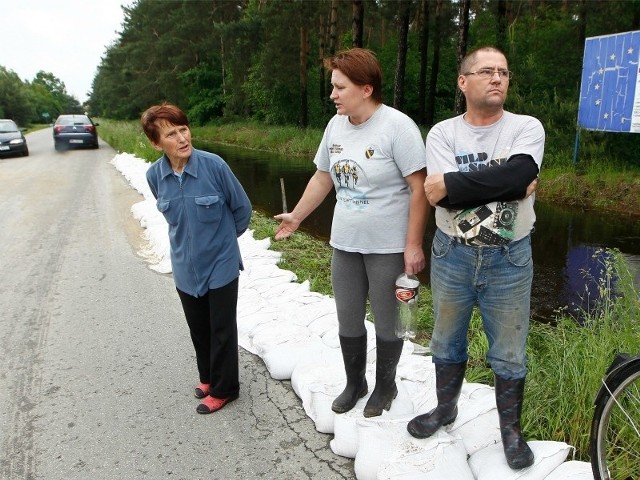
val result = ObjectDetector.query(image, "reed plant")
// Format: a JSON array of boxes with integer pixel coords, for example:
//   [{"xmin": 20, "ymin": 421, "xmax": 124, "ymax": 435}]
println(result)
[
  {"xmin": 191, "ymin": 121, "xmax": 323, "ymax": 158},
  {"xmin": 96, "ymin": 118, "xmax": 158, "ymax": 162},
  {"xmin": 524, "ymin": 249, "xmax": 640, "ymax": 460}
]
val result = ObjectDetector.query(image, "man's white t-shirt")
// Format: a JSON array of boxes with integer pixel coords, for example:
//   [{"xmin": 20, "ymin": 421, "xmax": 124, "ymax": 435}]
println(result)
[{"xmin": 426, "ymin": 111, "xmax": 545, "ymax": 245}]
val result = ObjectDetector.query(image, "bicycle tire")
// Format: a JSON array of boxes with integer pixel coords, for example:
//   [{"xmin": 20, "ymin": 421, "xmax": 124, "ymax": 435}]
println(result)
[{"xmin": 590, "ymin": 358, "xmax": 640, "ymax": 480}]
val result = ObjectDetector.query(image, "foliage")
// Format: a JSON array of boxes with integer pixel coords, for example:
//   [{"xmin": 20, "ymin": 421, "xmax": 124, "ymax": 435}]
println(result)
[
  {"xmin": 525, "ymin": 249, "xmax": 640, "ymax": 461},
  {"xmin": 4, "ymin": 0, "xmax": 640, "ymax": 168},
  {"xmin": 0, "ymin": 66, "xmax": 80, "ymax": 125},
  {"xmin": 94, "ymin": 118, "xmax": 159, "ymax": 161},
  {"xmin": 0, "ymin": 66, "xmax": 35, "ymax": 125}
]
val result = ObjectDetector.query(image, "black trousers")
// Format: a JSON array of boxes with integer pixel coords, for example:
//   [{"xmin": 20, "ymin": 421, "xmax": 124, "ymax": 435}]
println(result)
[{"xmin": 176, "ymin": 278, "xmax": 240, "ymax": 398}]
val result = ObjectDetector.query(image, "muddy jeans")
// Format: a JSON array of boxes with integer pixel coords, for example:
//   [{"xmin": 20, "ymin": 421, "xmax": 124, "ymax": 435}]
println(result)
[{"xmin": 429, "ymin": 228, "xmax": 533, "ymax": 379}]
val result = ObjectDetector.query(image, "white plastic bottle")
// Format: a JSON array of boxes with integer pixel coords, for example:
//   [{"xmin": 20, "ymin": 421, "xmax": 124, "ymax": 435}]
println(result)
[{"xmin": 395, "ymin": 272, "xmax": 420, "ymax": 340}]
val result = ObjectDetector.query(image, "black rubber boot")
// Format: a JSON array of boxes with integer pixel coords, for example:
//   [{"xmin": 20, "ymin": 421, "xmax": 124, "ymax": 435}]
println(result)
[
  {"xmin": 407, "ymin": 361, "xmax": 467, "ymax": 438},
  {"xmin": 363, "ymin": 337, "xmax": 404, "ymax": 418},
  {"xmin": 495, "ymin": 374, "xmax": 535, "ymax": 469},
  {"xmin": 331, "ymin": 334, "xmax": 368, "ymax": 414}
]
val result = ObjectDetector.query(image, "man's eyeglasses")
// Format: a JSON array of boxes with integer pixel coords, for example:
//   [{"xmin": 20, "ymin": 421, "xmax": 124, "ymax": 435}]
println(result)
[{"xmin": 462, "ymin": 68, "xmax": 512, "ymax": 80}]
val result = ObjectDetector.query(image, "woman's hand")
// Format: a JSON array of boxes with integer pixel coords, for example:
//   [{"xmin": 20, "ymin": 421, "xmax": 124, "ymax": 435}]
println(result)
[
  {"xmin": 273, "ymin": 213, "xmax": 300, "ymax": 240},
  {"xmin": 404, "ymin": 245, "xmax": 426, "ymax": 275}
]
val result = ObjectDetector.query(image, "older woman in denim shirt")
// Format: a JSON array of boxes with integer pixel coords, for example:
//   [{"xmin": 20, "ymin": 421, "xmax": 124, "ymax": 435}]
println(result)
[{"xmin": 142, "ymin": 103, "xmax": 252, "ymax": 414}]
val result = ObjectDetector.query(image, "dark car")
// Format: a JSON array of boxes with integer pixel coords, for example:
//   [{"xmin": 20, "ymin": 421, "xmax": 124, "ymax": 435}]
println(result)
[
  {"xmin": 53, "ymin": 114, "xmax": 99, "ymax": 150},
  {"xmin": 0, "ymin": 119, "xmax": 29, "ymax": 157}
]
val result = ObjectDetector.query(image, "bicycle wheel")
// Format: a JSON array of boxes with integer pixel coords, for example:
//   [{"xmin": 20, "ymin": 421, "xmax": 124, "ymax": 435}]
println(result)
[{"xmin": 590, "ymin": 359, "xmax": 640, "ymax": 480}]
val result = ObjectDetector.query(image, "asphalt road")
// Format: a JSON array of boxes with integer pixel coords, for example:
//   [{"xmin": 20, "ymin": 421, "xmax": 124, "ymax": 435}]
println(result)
[{"xmin": 0, "ymin": 128, "xmax": 354, "ymax": 479}]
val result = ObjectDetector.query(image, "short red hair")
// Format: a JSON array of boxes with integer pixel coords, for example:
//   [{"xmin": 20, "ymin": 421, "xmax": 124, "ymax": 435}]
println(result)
[
  {"xmin": 324, "ymin": 48, "xmax": 383, "ymax": 104},
  {"xmin": 141, "ymin": 103, "xmax": 189, "ymax": 143}
]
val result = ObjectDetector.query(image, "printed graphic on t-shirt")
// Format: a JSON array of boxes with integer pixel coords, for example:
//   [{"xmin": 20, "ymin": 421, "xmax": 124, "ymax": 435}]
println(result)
[
  {"xmin": 365, "ymin": 146, "xmax": 375, "ymax": 159},
  {"xmin": 453, "ymin": 149, "xmax": 517, "ymax": 245},
  {"xmin": 332, "ymin": 159, "xmax": 370, "ymax": 209},
  {"xmin": 455, "ymin": 151, "xmax": 508, "ymax": 170}
]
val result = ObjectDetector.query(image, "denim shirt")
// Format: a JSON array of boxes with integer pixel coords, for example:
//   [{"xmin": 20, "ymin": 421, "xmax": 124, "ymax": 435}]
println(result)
[{"xmin": 146, "ymin": 148, "xmax": 252, "ymax": 297}]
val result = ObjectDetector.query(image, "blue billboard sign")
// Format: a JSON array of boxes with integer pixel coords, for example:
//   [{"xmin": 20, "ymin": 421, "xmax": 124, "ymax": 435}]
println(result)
[{"xmin": 578, "ymin": 30, "xmax": 640, "ymax": 132}]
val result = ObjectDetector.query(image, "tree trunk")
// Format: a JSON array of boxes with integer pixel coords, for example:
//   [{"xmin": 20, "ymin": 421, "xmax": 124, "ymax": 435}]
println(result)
[
  {"xmin": 329, "ymin": 0, "xmax": 338, "ymax": 56},
  {"xmin": 577, "ymin": 0, "xmax": 587, "ymax": 50},
  {"xmin": 352, "ymin": 0, "xmax": 364, "ymax": 48},
  {"xmin": 299, "ymin": 25, "xmax": 309, "ymax": 127},
  {"xmin": 220, "ymin": 35, "xmax": 226, "ymax": 97},
  {"xmin": 426, "ymin": 0, "xmax": 442, "ymax": 127},
  {"xmin": 319, "ymin": 13, "xmax": 326, "ymax": 106},
  {"xmin": 496, "ymin": 0, "xmax": 507, "ymax": 52},
  {"xmin": 393, "ymin": 0, "xmax": 412, "ymax": 111},
  {"xmin": 418, "ymin": 0, "xmax": 430, "ymax": 125},
  {"xmin": 454, "ymin": 0, "xmax": 470, "ymax": 115}
]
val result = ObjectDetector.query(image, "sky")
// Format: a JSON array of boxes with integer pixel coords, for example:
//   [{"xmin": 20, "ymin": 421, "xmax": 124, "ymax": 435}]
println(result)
[{"xmin": 1, "ymin": 0, "xmax": 135, "ymax": 103}]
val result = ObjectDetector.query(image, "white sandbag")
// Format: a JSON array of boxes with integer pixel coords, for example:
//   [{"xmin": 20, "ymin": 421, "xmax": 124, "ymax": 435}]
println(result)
[
  {"xmin": 321, "ymin": 320, "xmax": 377, "ymax": 350},
  {"xmin": 240, "ymin": 242, "xmax": 282, "ymax": 259},
  {"xmin": 331, "ymin": 402, "xmax": 369, "ymax": 459},
  {"xmin": 544, "ymin": 460, "xmax": 594, "ymax": 480},
  {"xmin": 242, "ymin": 255, "xmax": 282, "ymax": 266},
  {"xmin": 321, "ymin": 326, "xmax": 341, "ymax": 348},
  {"xmin": 298, "ymin": 297, "xmax": 337, "ymax": 319},
  {"xmin": 468, "ymin": 441, "xmax": 572, "ymax": 480},
  {"xmin": 261, "ymin": 336, "xmax": 326, "ymax": 381},
  {"xmin": 275, "ymin": 297, "xmax": 337, "ymax": 328},
  {"xmin": 325, "ymin": 383, "xmax": 414, "ymax": 448},
  {"xmin": 407, "ymin": 364, "xmax": 467, "ymax": 415},
  {"xmin": 237, "ymin": 231, "xmax": 271, "ymax": 251},
  {"xmin": 385, "ymin": 380, "xmax": 418, "ymax": 418},
  {"xmin": 237, "ymin": 289, "xmax": 271, "ymax": 317},
  {"xmin": 397, "ymin": 354, "xmax": 436, "ymax": 384},
  {"xmin": 448, "ymin": 383, "xmax": 501, "ymax": 456},
  {"xmin": 307, "ymin": 313, "xmax": 339, "ymax": 336},
  {"xmin": 242, "ymin": 272, "xmax": 297, "ymax": 292},
  {"xmin": 306, "ymin": 382, "xmax": 340, "ymax": 434},
  {"xmin": 330, "ymin": 379, "xmax": 415, "ymax": 460},
  {"xmin": 353, "ymin": 417, "xmax": 424, "ymax": 480},
  {"xmin": 237, "ymin": 312, "xmax": 278, "ymax": 353},
  {"xmin": 240, "ymin": 263, "xmax": 297, "ymax": 287},
  {"xmin": 300, "ymin": 364, "xmax": 375, "ymax": 421},
  {"xmin": 376, "ymin": 430, "xmax": 475, "ymax": 480},
  {"xmin": 258, "ymin": 280, "xmax": 311, "ymax": 303},
  {"xmin": 238, "ymin": 235, "xmax": 282, "ymax": 264},
  {"xmin": 111, "ymin": 153, "xmax": 152, "ymax": 198},
  {"xmin": 283, "ymin": 290, "xmax": 329, "ymax": 305},
  {"xmin": 401, "ymin": 378, "xmax": 436, "ymax": 411},
  {"xmin": 250, "ymin": 321, "xmax": 313, "ymax": 356},
  {"xmin": 290, "ymin": 349, "xmax": 344, "ymax": 405}
]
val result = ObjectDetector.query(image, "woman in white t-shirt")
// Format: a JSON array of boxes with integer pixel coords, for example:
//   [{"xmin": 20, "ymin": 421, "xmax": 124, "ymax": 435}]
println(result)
[{"xmin": 274, "ymin": 48, "xmax": 429, "ymax": 417}]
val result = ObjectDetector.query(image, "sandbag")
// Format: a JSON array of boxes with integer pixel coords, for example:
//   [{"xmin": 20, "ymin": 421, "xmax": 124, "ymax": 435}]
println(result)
[
  {"xmin": 377, "ymin": 430, "xmax": 475, "ymax": 480},
  {"xmin": 468, "ymin": 441, "xmax": 572, "ymax": 480},
  {"xmin": 544, "ymin": 460, "xmax": 594, "ymax": 480}
]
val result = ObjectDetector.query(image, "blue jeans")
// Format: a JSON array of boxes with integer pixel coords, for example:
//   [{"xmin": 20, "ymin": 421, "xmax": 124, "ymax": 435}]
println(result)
[{"xmin": 429, "ymin": 228, "xmax": 533, "ymax": 379}]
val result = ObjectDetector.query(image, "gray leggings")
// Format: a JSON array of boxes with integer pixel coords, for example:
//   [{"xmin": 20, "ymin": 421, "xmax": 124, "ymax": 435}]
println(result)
[{"xmin": 331, "ymin": 249, "xmax": 405, "ymax": 341}]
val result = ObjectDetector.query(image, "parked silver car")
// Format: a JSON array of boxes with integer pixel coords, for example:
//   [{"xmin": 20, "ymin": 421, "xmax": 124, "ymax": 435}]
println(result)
[
  {"xmin": 53, "ymin": 114, "xmax": 99, "ymax": 150},
  {"xmin": 0, "ymin": 119, "xmax": 29, "ymax": 157}
]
